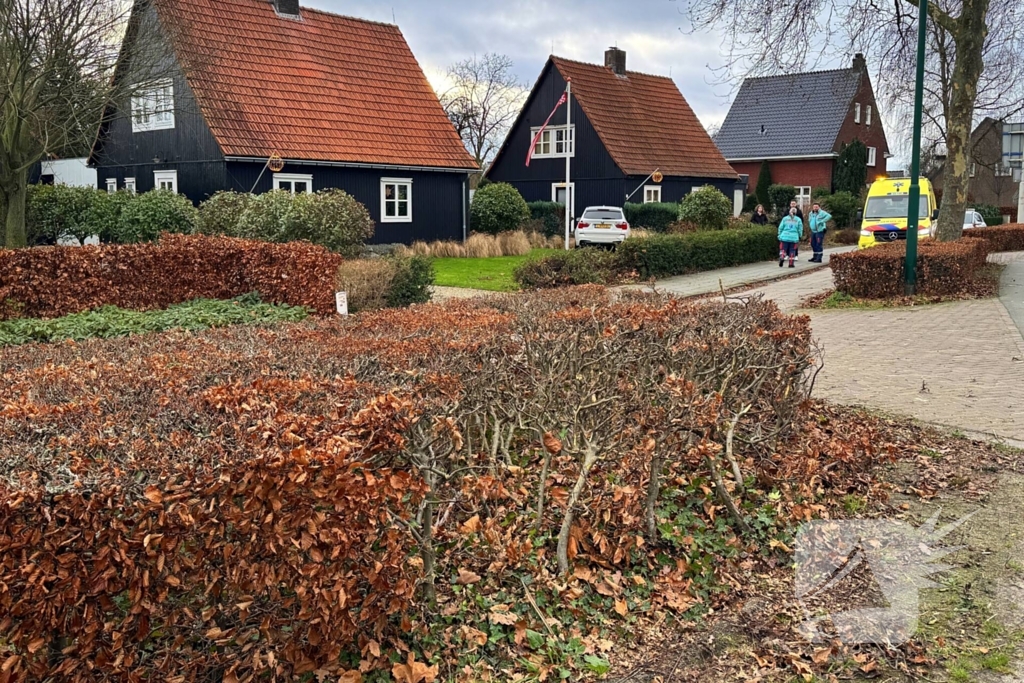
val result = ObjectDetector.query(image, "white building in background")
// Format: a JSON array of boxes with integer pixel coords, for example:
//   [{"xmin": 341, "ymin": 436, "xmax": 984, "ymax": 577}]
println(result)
[
  {"xmin": 37, "ymin": 158, "xmax": 101, "ymax": 245},
  {"xmin": 39, "ymin": 158, "xmax": 97, "ymax": 188}
]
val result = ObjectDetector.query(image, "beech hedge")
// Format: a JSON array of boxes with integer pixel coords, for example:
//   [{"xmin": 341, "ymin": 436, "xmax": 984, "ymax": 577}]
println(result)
[
  {"xmin": 829, "ymin": 239, "xmax": 992, "ymax": 298},
  {"xmin": 963, "ymin": 223, "xmax": 1024, "ymax": 253},
  {"xmin": 0, "ymin": 234, "xmax": 343, "ymax": 319}
]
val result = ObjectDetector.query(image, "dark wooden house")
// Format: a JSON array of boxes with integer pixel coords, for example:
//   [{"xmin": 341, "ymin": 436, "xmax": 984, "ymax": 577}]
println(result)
[
  {"xmin": 486, "ymin": 49, "xmax": 742, "ymax": 218},
  {"xmin": 89, "ymin": 0, "xmax": 478, "ymax": 244}
]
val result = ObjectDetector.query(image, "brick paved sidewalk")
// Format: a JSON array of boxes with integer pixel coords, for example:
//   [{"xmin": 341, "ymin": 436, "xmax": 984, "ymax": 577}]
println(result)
[{"xmin": 741, "ymin": 252, "xmax": 1024, "ymax": 441}]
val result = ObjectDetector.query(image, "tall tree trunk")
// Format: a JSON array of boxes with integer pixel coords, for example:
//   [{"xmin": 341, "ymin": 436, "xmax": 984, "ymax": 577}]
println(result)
[
  {"xmin": 3, "ymin": 168, "xmax": 29, "ymax": 248},
  {"xmin": 935, "ymin": 0, "xmax": 990, "ymax": 242}
]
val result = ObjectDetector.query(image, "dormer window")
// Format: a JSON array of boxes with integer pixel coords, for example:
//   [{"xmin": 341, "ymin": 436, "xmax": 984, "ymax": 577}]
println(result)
[{"xmin": 132, "ymin": 79, "xmax": 175, "ymax": 133}]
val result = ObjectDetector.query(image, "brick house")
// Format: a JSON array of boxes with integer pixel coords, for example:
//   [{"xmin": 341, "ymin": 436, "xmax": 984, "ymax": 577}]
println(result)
[
  {"xmin": 714, "ymin": 54, "xmax": 889, "ymax": 207},
  {"xmin": 930, "ymin": 118, "xmax": 1022, "ymax": 222}
]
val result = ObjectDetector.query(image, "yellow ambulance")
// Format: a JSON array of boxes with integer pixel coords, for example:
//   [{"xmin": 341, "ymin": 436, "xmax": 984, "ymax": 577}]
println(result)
[{"xmin": 858, "ymin": 177, "xmax": 940, "ymax": 249}]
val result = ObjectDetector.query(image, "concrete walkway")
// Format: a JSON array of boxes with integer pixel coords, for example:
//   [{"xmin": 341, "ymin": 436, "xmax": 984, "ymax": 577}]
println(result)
[{"xmin": 626, "ymin": 246, "xmax": 855, "ymax": 298}]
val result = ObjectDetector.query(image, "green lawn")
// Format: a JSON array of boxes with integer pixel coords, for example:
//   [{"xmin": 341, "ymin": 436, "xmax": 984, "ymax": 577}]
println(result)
[{"xmin": 432, "ymin": 249, "xmax": 559, "ymax": 291}]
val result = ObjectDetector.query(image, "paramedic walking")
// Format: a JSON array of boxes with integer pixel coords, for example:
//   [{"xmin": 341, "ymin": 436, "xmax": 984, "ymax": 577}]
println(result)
[
  {"xmin": 778, "ymin": 208, "xmax": 803, "ymax": 268},
  {"xmin": 808, "ymin": 203, "xmax": 832, "ymax": 263}
]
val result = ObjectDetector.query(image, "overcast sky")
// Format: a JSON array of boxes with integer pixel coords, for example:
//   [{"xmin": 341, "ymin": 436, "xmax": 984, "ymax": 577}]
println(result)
[{"xmin": 307, "ymin": 0, "xmax": 742, "ymax": 128}]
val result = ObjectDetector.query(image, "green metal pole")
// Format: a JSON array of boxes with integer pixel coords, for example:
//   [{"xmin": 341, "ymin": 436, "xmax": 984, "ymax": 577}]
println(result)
[{"xmin": 905, "ymin": 0, "xmax": 928, "ymax": 295}]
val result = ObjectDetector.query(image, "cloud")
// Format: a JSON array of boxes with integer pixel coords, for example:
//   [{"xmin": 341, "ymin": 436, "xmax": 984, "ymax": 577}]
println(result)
[{"xmin": 304, "ymin": 0, "xmax": 735, "ymax": 127}]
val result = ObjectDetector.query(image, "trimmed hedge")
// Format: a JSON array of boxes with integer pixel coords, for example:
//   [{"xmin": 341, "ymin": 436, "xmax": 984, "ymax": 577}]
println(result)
[
  {"xmin": 963, "ymin": 223, "xmax": 1024, "ymax": 253},
  {"xmin": 623, "ymin": 202, "xmax": 679, "ymax": 232},
  {"xmin": 830, "ymin": 239, "xmax": 992, "ymax": 298},
  {"xmin": 526, "ymin": 201, "xmax": 566, "ymax": 237},
  {"xmin": 513, "ymin": 248, "xmax": 624, "ymax": 289},
  {"xmin": 0, "ymin": 234, "xmax": 343, "ymax": 319},
  {"xmin": 617, "ymin": 227, "xmax": 779, "ymax": 279}
]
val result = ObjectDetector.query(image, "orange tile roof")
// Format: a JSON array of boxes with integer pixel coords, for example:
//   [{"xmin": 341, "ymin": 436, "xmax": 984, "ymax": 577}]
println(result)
[
  {"xmin": 152, "ymin": 0, "xmax": 478, "ymax": 169},
  {"xmin": 550, "ymin": 57, "xmax": 736, "ymax": 179}
]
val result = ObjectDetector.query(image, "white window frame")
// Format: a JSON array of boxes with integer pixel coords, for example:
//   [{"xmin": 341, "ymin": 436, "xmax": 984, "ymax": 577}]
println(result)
[
  {"xmin": 643, "ymin": 186, "xmax": 662, "ymax": 203},
  {"xmin": 970, "ymin": 162, "xmax": 977, "ymax": 177},
  {"xmin": 124, "ymin": 177, "xmax": 136, "ymax": 194},
  {"xmin": 867, "ymin": 147, "xmax": 877, "ymax": 167},
  {"xmin": 131, "ymin": 79, "xmax": 175, "ymax": 133},
  {"xmin": 381, "ymin": 178, "xmax": 413, "ymax": 223},
  {"xmin": 551, "ymin": 182, "xmax": 575, "ymax": 218},
  {"xmin": 530, "ymin": 125, "xmax": 575, "ymax": 159},
  {"xmin": 154, "ymin": 170, "xmax": 178, "ymax": 193},
  {"xmin": 796, "ymin": 186, "xmax": 812, "ymax": 207},
  {"xmin": 854, "ymin": 103, "xmax": 862, "ymax": 124},
  {"xmin": 106, "ymin": 178, "xmax": 117, "ymax": 194},
  {"xmin": 866, "ymin": 104, "xmax": 873, "ymax": 126},
  {"xmin": 996, "ymin": 164, "xmax": 1013, "ymax": 177},
  {"xmin": 273, "ymin": 173, "xmax": 313, "ymax": 194}
]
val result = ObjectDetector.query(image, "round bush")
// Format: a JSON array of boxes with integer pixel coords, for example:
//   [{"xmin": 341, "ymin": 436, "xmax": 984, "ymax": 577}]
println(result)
[
  {"xmin": 289, "ymin": 189, "xmax": 375, "ymax": 257},
  {"xmin": 197, "ymin": 191, "xmax": 252, "ymax": 237},
  {"xmin": 678, "ymin": 185, "xmax": 732, "ymax": 230},
  {"xmin": 235, "ymin": 190, "xmax": 296, "ymax": 243},
  {"xmin": 470, "ymin": 182, "xmax": 530, "ymax": 235},
  {"xmin": 115, "ymin": 189, "xmax": 198, "ymax": 243},
  {"xmin": 26, "ymin": 184, "xmax": 115, "ymax": 246},
  {"xmin": 93, "ymin": 191, "xmax": 135, "ymax": 244}
]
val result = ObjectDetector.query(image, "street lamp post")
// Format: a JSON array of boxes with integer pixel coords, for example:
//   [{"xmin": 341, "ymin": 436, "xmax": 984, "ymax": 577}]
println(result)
[{"xmin": 905, "ymin": 0, "xmax": 929, "ymax": 296}]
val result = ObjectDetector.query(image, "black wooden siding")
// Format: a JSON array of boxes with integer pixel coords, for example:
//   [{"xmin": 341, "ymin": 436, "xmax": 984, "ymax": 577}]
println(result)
[
  {"xmin": 91, "ymin": 4, "xmax": 226, "ymax": 201},
  {"xmin": 90, "ymin": 2, "xmax": 471, "ymax": 245},
  {"xmin": 488, "ymin": 61, "xmax": 742, "ymax": 213},
  {"xmin": 227, "ymin": 161, "xmax": 469, "ymax": 244},
  {"xmin": 488, "ymin": 63, "xmax": 623, "ymax": 216}
]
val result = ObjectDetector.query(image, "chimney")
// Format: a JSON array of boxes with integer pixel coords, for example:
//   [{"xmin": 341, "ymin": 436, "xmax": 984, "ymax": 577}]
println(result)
[
  {"xmin": 852, "ymin": 53, "xmax": 866, "ymax": 72},
  {"xmin": 273, "ymin": 0, "xmax": 300, "ymax": 18},
  {"xmin": 605, "ymin": 47, "xmax": 626, "ymax": 76}
]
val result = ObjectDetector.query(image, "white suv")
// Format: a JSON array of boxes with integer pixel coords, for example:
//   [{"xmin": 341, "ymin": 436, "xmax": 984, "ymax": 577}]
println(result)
[{"xmin": 575, "ymin": 206, "xmax": 630, "ymax": 247}]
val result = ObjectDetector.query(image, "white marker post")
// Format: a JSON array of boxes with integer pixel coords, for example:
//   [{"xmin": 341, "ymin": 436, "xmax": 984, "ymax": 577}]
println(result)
[{"xmin": 335, "ymin": 291, "xmax": 348, "ymax": 316}]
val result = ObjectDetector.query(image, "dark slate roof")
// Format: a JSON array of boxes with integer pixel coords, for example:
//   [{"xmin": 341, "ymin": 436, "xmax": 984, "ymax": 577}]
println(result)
[{"xmin": 714, "ymin": 68, "xmax": 862, "ymax": 160}]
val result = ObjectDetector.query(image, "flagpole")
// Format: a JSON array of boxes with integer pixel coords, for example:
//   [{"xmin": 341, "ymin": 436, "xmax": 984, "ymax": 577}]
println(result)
[{"xmin": 564, "ymin": 79, "xmax": 572, "ymax": 251}]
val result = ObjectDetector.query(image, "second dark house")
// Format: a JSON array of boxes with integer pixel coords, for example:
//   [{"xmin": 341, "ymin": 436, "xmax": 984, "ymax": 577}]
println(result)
[
  {"xmin": 486, "ymin": 49, "xmax": 742, "ymax": 218},
  {"xmin": 90, "ymin": 0, "xmax": 478, "ymax": 244}
]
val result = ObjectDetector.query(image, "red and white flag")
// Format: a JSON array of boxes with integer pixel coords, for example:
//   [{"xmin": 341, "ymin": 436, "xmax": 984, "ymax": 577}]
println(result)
[{"xmin": 526, "ymin": 91, "xmax": 568, "ymax": 167}]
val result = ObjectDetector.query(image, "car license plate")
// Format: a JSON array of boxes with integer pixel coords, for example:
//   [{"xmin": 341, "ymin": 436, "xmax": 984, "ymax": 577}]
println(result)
[{"xmin": 596, "ymin": 223, "xmax": 611, "ymax": 229}]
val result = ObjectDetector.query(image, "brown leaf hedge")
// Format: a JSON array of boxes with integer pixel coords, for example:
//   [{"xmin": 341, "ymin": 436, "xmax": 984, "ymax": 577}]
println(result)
[
  {"xmin": 0, "ymin": 288, "xmax": 900, "ymax": 681},
  {"xmin": 830, "ymin": 224, "xmax": 1024, "ymax": 299},
  {"xmin": 0, "ymin": 234, "xmax": 343, "ymax": 320}
]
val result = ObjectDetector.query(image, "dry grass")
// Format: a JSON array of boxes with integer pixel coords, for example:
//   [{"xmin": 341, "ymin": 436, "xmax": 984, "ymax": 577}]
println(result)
[
  {"xmin": 393, "ymin": 231, "xmax": 566, "ymax": 259},
  {"xmin": 626, "ymin": 228, "xmax": 656, "ymax": 241},
  {"xmin": 335, "ymin": 259, "xmax": 397, "ymax": 313},
  {"xmin": 497, "ymin": 231, "xmax": 532, "ymax": 256},
  {"xmin": 465, "ymin": 233, "xmax": 504, "ymax": 258}
]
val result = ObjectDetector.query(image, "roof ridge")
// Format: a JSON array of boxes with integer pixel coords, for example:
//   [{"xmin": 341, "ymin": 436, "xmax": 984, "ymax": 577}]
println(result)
[
  {"xmin": 742, "ymin": 66, "xmax": 856, "ymax": 82},
  {"xmin": 550, "ymin": 54, "xmax": 674, "ymax": 82},
  {"xmin": 297, "ymin": 2, "xmax": 400, "ymax": 29}
]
